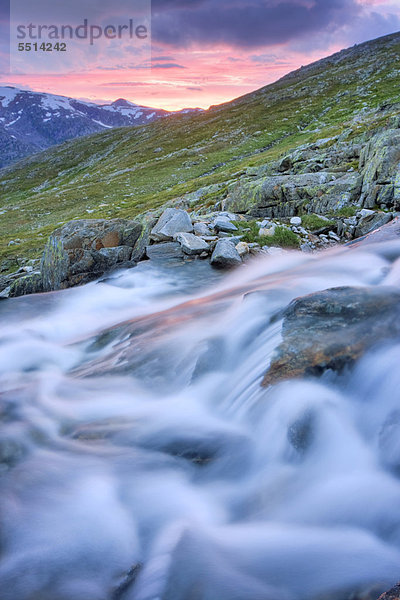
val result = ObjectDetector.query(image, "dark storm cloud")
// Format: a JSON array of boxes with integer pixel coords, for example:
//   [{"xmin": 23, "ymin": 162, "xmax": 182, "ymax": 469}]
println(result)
[{"xmin": 151, "ymin": 0, "xmax": 360, "ymax": 48}]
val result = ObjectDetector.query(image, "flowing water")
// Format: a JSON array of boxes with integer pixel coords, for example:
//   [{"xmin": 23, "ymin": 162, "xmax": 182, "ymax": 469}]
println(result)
[{"xmin": 1, "ymin": 243, "xmax": 400, "ymax": 600}]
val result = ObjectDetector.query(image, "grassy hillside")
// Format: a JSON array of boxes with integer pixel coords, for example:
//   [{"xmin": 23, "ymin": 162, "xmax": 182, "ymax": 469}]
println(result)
[{"xmin": 1, "ymin": 31, "xmax": 400, "ymax": 267}]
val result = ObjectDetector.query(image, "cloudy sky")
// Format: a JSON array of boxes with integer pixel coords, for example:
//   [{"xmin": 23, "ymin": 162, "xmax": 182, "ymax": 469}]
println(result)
[{"xmin": 0, "ymin": 0, "xmax": 399, "ymax": 109}]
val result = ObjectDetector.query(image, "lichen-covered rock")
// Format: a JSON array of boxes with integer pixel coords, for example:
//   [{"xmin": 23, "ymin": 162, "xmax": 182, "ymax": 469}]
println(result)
[
  {"xmin": 150, "ymin": 208, "xmax": 193, "ymax": 242},
  {"xmin": 41, "ymin": 219, "xmax": 141, "ymax": 291},
  {"xmin": 262, "ymin": 286, "xmax": 400, "ymax": 386},
  {"xmin": 210, "ymin": 239, "xmax": 242, "ymax": 269},
  {"xmin": 225, "ymin": 172, "xmax": 362, "ymax": 219},
  {"xmin": 360, "ymin": 129, "xmax": 400, "ymax": 209},
  {"xmin": 8, "ymin": 273, "xmax": 44, "ymax": 298}
]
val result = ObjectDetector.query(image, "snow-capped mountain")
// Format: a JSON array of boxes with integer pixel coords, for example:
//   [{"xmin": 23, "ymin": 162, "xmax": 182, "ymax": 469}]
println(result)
[{"xmin": 0, "ymin": 87, "xmax": 202, "ymax": 168}]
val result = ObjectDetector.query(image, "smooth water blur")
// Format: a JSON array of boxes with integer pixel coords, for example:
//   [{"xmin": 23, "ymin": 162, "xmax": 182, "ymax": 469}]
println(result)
[{"xmin": 1, "ymin": 244, "xmax": 400, "ymax": 600}]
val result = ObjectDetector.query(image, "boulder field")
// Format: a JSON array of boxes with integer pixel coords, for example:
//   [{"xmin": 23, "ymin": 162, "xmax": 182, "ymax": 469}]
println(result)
[{"xmin": 0, "ymin": 204, "xmax": 397, "ymax": 298}]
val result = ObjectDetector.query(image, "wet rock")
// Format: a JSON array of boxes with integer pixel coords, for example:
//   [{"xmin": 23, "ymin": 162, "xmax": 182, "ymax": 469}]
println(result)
[
  {"xmin": 355, "ymin": 211, "xmax": 392, "ymax": 238},
  {"xmin": 262, "ymin": 286, "xmax": 400, "ymax": 386},
  {"xmin": 378, "ymin": 584, "xmax": 400, "ymax": 600},
  {"xmin": 150, "ymin": 208, "xmax": 193, "ymax": 242},
  {"xmin": 210, "ymin": 239, "xmax": 242, "ymax": 269},
  {"xmin": 8, "ymin": 273, "xmax": 44, "ymax": 298},
  {"xmin": 174, "ymin": 232, "xmax": 210, "ymax": 256},
  {"xmin": 146, "ymin": 242, "xmax": 185, "ymax": 262}
]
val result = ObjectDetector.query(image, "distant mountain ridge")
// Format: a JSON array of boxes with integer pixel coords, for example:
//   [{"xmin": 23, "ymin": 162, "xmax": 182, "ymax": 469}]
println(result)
[{"xmin": 0, "ymin": 87, "xmax": 202, "ymax": 168}]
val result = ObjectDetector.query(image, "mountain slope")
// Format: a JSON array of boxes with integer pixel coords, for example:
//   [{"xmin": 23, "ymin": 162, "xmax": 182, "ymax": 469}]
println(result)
[
  {"xmin": 0, "ymin": 87, "xmax": 202, "ymax": 168},
  {"xmin": 1, "ymin": 31, "xmax": 400, "ymax": 268}
]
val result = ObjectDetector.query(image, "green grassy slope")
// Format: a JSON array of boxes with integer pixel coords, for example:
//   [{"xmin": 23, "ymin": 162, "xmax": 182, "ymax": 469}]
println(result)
[{"xmin": 1, "ymin": 31, "xmax": 400, "ymax": 266}]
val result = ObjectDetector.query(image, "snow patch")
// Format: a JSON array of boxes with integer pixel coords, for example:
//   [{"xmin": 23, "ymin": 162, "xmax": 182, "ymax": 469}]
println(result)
[
  {"xmin": 92, "ymin": 119, "xmax": 113, "ymax": 129},
  {"xmin": 0, "ymin": 87, "xmax": 19, "ymax": 107}
]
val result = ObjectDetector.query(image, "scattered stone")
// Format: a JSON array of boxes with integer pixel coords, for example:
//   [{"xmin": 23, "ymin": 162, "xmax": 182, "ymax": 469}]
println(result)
[
  {"xmin": 259, "ymin": 225, "xmax": 277, "ymax": 237},
  {"xmin": 290, "ymin": 217, "xmax": 302, "ymax": 226},
  {"xmin": 328, "ymin": 231, "xmax": 341, "ymax": 242},
  {"xmin": 174, "ymin": 232, "xmax": 210, "ymax": 256},
  {"xmin": 262, "ymin": 286, "xmax": 400, "ymax": 386},
  {"xmin": 193, "ymin": 222, "xmax": 212, "ymax": 236},
  {"xmin": 235, "ymin": 241, "xmax": 250, "ymax": 257},
  {"xmin": 150, "ymin": 208, "xmax": 193, "ymax": 242},
  {"xmin": 213, "ymin": 219, "xmax": 238, "ymax": 234},
  {"xmin": 210, "ymin": 239, "xmax": 242, "ymax": 269}
]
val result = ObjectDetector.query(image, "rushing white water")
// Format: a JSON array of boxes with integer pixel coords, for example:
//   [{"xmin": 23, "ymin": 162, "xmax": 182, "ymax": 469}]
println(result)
[{"xmin": 1, "ymin": 243, "xmax": 400, "ymax": 600}]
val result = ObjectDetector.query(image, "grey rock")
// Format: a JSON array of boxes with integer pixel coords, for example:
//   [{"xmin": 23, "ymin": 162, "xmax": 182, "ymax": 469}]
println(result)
[
  {"xmin": 174, "ymin": 232, "xmax": 210, "ymax": 256},
  {"xmin": 193, "ymin": 222, "xmax": 212, "ymax": 236},
  {"xmin": 8, "ymin": 273, "xmax": 44, "ymax": 298},
  {"xmin": 210, "ymin": 239, "xmax": 242, "ymax": 269},
  {"xmin": 360, "ymin": 130, "xmax": 400, "ymax": 209},
  {"xmin": 226, "ymin": 171, "xmax": 362, "ymax": 219},
  {"xmin": 263, "ymin": 285, "xmax": 400, "ymax": 386},
  {"xmin": 213, "ymin": 219, "xmax": 238, "ymax": 233},
  {"xmin": 146, "ymin": 242, "xmax": 185, "ymax": 262},
  {"xmin": 150, "ymin": 208, "xmax": 193, "ymax": 242},
  {"xmin": 290, "ymin": 217, "xmax": 302, "ymax": 226},
  {"xmin": 40, "ymin": 218, "xmax": 142, "ymax": 292},
  {"xmin": 355, "ymin": 211, "xmax": 392, "ymax": 238}
]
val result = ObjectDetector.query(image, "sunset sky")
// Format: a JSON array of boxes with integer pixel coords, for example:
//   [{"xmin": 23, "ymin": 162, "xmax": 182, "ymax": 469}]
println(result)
[{"xmin": 0, "ymin": 0, "xmax": 399, "ymax": 110}]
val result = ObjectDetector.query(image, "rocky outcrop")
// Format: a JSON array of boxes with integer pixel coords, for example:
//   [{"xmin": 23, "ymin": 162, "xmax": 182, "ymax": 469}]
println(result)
[
  {"xmin": 226, "ymin": 171, "xmax": 362, "ymax": 219},
  {"xmin": 262, "ymin": 286, "xmax": 400, "ymax": 386},
  {"xmin": 40, "ymin": 219, "xmax": 142, "ymax": 291},
  {"xmin": 360, "ymin": 129, "xmax": 400, "ymax": 210}
]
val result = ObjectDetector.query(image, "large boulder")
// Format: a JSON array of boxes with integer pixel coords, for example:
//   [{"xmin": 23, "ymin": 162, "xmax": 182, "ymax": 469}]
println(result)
[
  {"xmin": 41, "ymin": 219, "xmax": 142, "ymax": 291},
  {"xmin": 210, "ymin": 239, "xmax": 242, "ymax": 269},
  {"xmin": 150, "ymin": 208, "xmax": 193, "ymax": 242},
  {"xmin": 262, "ymin": 286, "xmax": 400, "ymax": 386}
]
